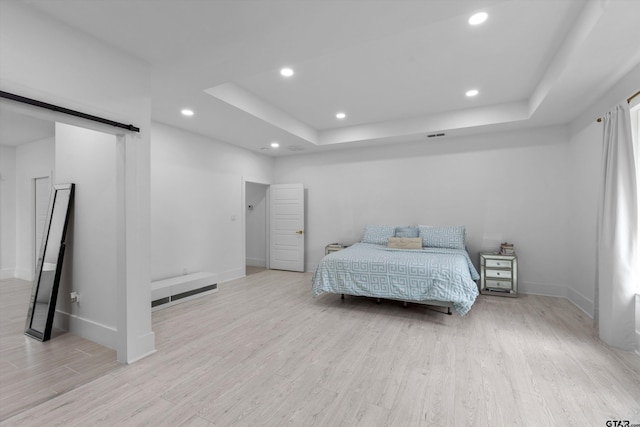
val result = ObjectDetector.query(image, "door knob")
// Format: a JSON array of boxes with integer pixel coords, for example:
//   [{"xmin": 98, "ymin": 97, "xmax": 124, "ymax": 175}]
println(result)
[{"xmin": 296, "ymin": 230, "xmax": 304, "ymax": 234}]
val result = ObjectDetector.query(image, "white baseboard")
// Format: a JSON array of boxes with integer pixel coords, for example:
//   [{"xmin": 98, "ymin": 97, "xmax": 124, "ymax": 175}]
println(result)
[
  {"xmin": 516, "ymin": 281, "xmax": 567, "ymax": 298},
  {"xmin": 53, "ymin": 310, "xmax": 156, "ymax": 364},
  {"xmin": 0, "ymin": 268, "xmax": 15, "ymax": 280},
  {"xmin": 53, "ymin": 310, "xmax": 118, "ymax": 350},
  {"xmin": 518, "ymin": 282, "xmax": 596, "ymax": 319},
  {"xmin": 218, "ymin": 267, "xmax": 248, "ymax": 284},
  {"xmin": 566, "ymin": 287, "xmax": 594, "ymax": 318},
  {"xmin": 246, "ymin": 257, "xmax": 266, "ymax": 267}
]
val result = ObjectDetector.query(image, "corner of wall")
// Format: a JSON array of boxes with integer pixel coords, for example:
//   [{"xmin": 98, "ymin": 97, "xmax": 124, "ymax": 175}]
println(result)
[
  {"xmin": 217, "ymin": 267, "xmax": 247, "ymax": 284},
  {"xmin": 14, "ymin": 268, "xmax": 32, "ymax": 282},
  {"xmin": 567, "ymin": 286, "xmax": 594, "ymax": 318},
  {"xmin": 569, "ymin": 61, "xmax": 640, "ymax": 136},
  {"xmin": 125, "ymin": 332, "xmax": 156, "ymax": 364}
]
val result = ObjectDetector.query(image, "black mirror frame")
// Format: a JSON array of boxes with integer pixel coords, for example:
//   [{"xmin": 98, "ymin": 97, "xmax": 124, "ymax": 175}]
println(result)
[{"xmin": 25, "ymin": 183, "xmax": 75, "ymax": 342}]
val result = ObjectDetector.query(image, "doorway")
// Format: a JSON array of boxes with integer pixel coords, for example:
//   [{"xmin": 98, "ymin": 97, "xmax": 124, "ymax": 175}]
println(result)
[
  {"xmin": 0, "ymin": 106, "xmax": 55, "ymax": 281},
  {"xmin": 33, "ymin": 176, "xmax": 51, "ymax": 271}
]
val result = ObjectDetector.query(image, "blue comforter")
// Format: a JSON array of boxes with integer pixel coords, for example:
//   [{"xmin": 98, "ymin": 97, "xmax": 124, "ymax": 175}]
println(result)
[{"xmin": 312, "ymin": 242, "xmax": 480, "ymax": 315}]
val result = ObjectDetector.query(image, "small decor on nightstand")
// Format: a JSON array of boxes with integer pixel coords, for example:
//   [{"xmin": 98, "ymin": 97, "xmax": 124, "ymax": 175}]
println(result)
[
  {"xmin": 325, "ymin": 243, "xmax": 349, "ymax": 255},
  {"xmin": 499, "ymin": 242, "xmax": 515, "ymax": 255},
  {"xmin": 480, "ymin": 250, "xmax": 518, "ymax": 297}
]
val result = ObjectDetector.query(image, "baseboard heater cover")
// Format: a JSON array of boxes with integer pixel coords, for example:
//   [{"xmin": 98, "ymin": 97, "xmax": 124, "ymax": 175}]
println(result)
[
  {"xmin": 151, "ymin": 272, "xmax": 218, "ymax": 310},
  {"xmin": 151, "ymin": 297, "xmax": 170, "ymax": 308},
  {"xmin": 151, "ymin": 284, "xmax": 218, "ymax": 308}
]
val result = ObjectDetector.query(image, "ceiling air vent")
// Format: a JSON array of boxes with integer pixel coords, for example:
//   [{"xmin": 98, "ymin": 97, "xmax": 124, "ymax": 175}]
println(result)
[{"xmin": 427, "ymin": 133, "xmax": 445, "ymax": 138}]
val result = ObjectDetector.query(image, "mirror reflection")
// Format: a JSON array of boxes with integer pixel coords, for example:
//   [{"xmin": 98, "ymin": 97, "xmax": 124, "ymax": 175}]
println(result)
[{"xmin": 25, "ymin": 183, "xmax": 74, "ymax": 342}]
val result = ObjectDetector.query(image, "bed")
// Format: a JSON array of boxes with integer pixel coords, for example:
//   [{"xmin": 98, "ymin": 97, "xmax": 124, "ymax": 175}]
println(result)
[{"xmin": 311, "ymin": 225, "xmax": 480, "ymax": 315}]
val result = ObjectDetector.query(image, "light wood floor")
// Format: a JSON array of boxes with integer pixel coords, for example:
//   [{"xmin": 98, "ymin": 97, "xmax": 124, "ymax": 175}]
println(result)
[
  {"xmin": 1, "ymin": 271, "xmax": 639, "ymax": 426},
  {"xmin": 0, "ymin": 278, "xmax": 120, "ymax": 421},
  {"xmin": 246, "ymin": 266, "xmax": 267, "ymax": 276}
]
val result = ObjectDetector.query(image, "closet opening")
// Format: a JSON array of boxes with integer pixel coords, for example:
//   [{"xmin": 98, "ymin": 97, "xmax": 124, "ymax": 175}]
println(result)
[{"xmin": 244, "ymin": 181, "xmax": 269, "ymax": 276}]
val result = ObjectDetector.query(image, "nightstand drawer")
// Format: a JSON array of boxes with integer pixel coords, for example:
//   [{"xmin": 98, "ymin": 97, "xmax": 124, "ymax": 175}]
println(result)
[
  {"xmin": 485, "ymin": 279, "xmax": 512, "ymax": 290},
  {"xmin": 485, "ymin": 269, "xmax": 512, "ymax": 279},
  {"xmin": 485, "ymin": 259, "xmax": 512, "ymax": 269}
]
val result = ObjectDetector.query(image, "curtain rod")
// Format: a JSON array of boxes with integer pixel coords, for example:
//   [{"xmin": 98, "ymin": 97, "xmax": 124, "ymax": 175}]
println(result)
[
  {"xmin": 596, "ymin": 89, "xmax": 640, "ymax": 122},
  {"xmin": 0, "ymin": 90, "xmax": 140, "ymax": 132}
]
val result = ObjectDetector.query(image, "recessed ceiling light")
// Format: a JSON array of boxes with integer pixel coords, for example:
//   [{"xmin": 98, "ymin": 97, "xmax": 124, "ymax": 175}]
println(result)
[
  {"xmin": 336, "ymin": 112, "xmax": 346, "ymax": 119},
  {"xmin": 270, "ymin": 142, "xmax": 280, "ymax": 148},
  {"xmin": 181, "ymin": 109, "xmax": 194, "ymax": 116},
  {"xmin": 468, "ymin": 12, "xmax": 488, "ymax": 26},
  {"xmin": 466, "ymin": 89, "xmax": 479, "ymax": 97},
  {"xmin": 280, "ymin": 67, "xmax": 294, "ymax": 77}
]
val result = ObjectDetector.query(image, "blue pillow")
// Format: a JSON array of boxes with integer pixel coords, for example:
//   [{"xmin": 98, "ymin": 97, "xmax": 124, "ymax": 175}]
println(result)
[
  {"xmin": 418, "ymin": 225, "xmax": 466, "ymax": 249},
  {"xmin": 395, "ymin": 226, "xmax": 419, "ymax": 238},
  {"xmin": 362, "ymin": 224, "xmax": 396, "ymax": 245}
]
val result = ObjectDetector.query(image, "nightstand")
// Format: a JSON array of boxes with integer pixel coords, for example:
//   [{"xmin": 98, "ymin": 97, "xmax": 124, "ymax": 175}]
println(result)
[
  {"xmin": 480, "ymin": 252, "xmax": 518, "ymax": 297},
  {"xmin": 325, "ymin": 243, "xmax": 349, "ymax": 255}
]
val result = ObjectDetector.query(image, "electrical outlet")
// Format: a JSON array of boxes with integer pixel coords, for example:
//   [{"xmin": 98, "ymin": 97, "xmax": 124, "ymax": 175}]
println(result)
[{"xmin": 70, "ymin": 292, "xmax": 79, "ymax": 303}]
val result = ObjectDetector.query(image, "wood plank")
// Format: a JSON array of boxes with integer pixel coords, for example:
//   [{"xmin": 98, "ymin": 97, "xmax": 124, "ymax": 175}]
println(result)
[{"xmin": 2, "ymin": 273, "xmax": 639, "ymax": 426}]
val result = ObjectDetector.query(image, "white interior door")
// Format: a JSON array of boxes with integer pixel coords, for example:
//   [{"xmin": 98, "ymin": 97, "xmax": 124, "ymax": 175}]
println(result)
[{"xmin": 269, "ymin": 183, "xmax": 304, "ymax": 272}]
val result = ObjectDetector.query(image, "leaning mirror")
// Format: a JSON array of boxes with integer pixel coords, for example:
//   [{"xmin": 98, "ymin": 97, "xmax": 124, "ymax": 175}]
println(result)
[{"xmin": 25, "ymin": 183, "xmax": 75, "ymax": 342}]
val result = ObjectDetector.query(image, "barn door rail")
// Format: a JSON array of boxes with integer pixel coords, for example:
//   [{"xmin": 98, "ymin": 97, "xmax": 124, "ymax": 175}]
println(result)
[{"xmin": 0, "ymin": 90, "xmax": 140, "ymax": 133}]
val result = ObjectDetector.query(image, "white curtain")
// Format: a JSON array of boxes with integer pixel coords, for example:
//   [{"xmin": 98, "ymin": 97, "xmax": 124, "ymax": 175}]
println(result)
[{"xmin": 595, "ymin": 102, "xmax": 639, "ymax": 350}]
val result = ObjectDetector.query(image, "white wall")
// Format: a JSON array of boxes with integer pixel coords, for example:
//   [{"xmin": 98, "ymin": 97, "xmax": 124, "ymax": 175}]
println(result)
[
  {"xmin": 245, "ymin": 182, "xmax": 268, "ymax": 267},
  {"xmin": 0, "ymin": 145, "xmax": 17, "ymax": 279},
  {"xmin": 54, "ymin": 123, "xmax": 118, "ymax": 347},
  {"xmin": 14, "ymin": 137, "xmax": 55, "ymax": 281},
  {"xmin": 1, "ymin": 2, "xmax": 153, "ymax": 363},
  {"xmin": 151, "ymin": 122, "xmax": 274, "ymax": 283},
  {"xmin": 274, "ymin": 125, "xmax": 572, "ymax": 296}
]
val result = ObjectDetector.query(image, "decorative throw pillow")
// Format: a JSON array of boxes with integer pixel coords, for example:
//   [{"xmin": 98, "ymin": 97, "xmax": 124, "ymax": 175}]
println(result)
[
  {"xmin": 418, "ymin": 225, "xmax": 466, "ymax": 249},
  {"xmin": 387, "ymin": 237, "xmax": 422, "ymax": 249},
  {"xmin": 394, "ymin": 226, "xmax": 419, "ymax": 238},
  {"xmin": 362, "ymin": 224, "xmax": 396, "ymax": 245}
]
